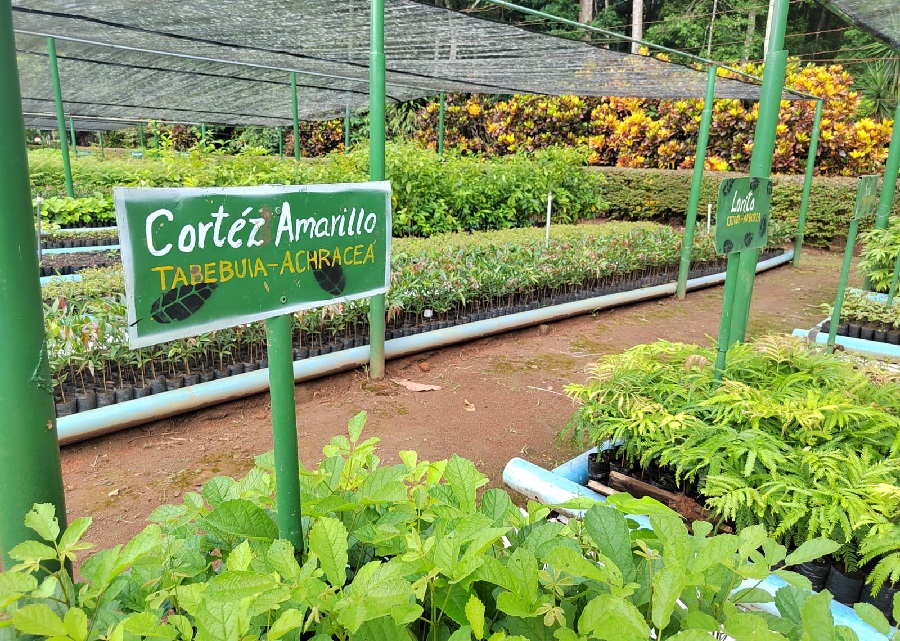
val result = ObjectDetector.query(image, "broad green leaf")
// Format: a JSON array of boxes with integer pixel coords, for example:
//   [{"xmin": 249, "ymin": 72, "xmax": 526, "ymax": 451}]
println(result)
[
  {"xmin": 651, "ymin": 565, "xmax": 686, "ymax": 630},
  {"xmin": 0, "ymin": 572, "xmax": 38, "ymax": 595},
  {"xmin": 399, "ymin": 450, "xmax": 417, "ymax": 470},
  {"xmin": 835, "ymin": 624, "xmax": 861, "ymax": 641},
  {"xmin": 268, "ymin": 538, "xmax": 301, "ymax": 581},
  {"xmin": 348, "ymin": 410, "xmax": 367, "ymax": 443},
  {"xmin": 651, "ymin": 513, "xmax": 691, "ymax": 570},
  {"xmin": 227, "ymin": 540, "xmax": 252, "ymax": 571},
  {"xmin": 553, "ymin": 629, "xmax": 580, "ymax": 641},
  {"xmin": 800, "ymin": 591, "xmax": 834, "ymax": 641},
  {"xmin": 605, "ymin": 493, "xmax": 680, "ymax": 518},
  {"xmin": 545, "ymin": 545, "xmax": 608, "ymax": 583},
  {"xmin": 774, "ymin": 584, "xmax": 809, "ymax": 624},
  {"xmin": 309, "ymin": 516, "xmax": 348, "ymax": 587},
  {"xmin": 11, "ymin": 604, "xmax": 67, "ymax": 637},
  {"xmin": 731, "ymin": 587, "xmax": 775, "ymax": 604},
  {"xmin": 466, "ymin": 593, "xmax": 486, "ymax": 640},
  {"xmin": 895, "ymin": 592, "xmax": 900, "ymax": 629},
  {"xmin": 58, "ymin": 517, "xmax": 92, "ymax": 554},
  {"xmin": 852, "ymin": 603, "xmax": 890, "ymax": 636},
  {"xmin": 772, "ymin": 569, "xmax": 812, "ymax": 591},
  {"xmin": 784, "ymin": 539, "xmax": 840, "ymax": 568},
  {"xmin": 471, "ymin": 555, "xmax": 518, "ymax": 592},
  {"xmin": 206, "ymin": 570, "xmax": 284, "ymax": 604},
  {"xmin": 351, "ymin": 615, "xmax": 414, "ymax": 641},
  {"xmin": 583, "ymin": 505, "xmax": 635, "ymax": 581},
  {"xmin": 194, "ymin": 595, "xmax": 247, "ymax": 641},
  {"xmin": 496, "ymin": 591, "xmax": 541, "ymax": 618},
  {"xmin": 723, "ymin": 611, "xmax": 786, "ymax": 641},
  {"xmin": 691, "ymin": 534, "xmax": 738, "ymax": 573},
  {"xmin": 122, "ymin": 612, "xmax": 176, "ymax": 639},
  {"xmin": 480, "ymin": 488, "xmax": 513, "ymax": 525},
  {"xmin": 444, "ymin": 455, "xmax": 487, "ymax": 513},
  {"xmin": 168, "ymin": 615, "xmax": 194, "ymax": 641},
  {"xmin": 448, "ymin": 626, "xmax": 474, "ymax": 641},
  {"xmin": 202, "ymin": 476, "xmax": 236, "ymax": 507},
  {"xmin": 360, "ymin": 466, "xmax": 408, "ymax": 505},
  {"xmin": 9, "ymin": 540, "xmax": 57, "ymax": 563},
  {"xmin": 24, "ymin": 503, "xmax": 60, "ymax": 542},
  {"xmin": 202, "ymin": 499, "xmax": 278, "ymax": 541},
  {"xmin": 578, "ymin": 594, "xmax": 650, "ymax": 640},
  {"xmin": 683, "ymin": 611, "xmax": 721, "ymax": 632},
  {"xmin": 268, "ymin": 608, "xmax": 305, "ymax": 640},
  {"xmin": 113, "ymin": 524, "xmax": 161, "ymax": 575},
  {"xmin": 667, "ymin": 632, "xmax": 719, "ymax": 640},
  {"xmin": 506, "ymin": 547, "xmax": 538, "ymax": 601},
  {"xmin": 64, "ymin": 608, "xmax": 88, "ymax": 641}
]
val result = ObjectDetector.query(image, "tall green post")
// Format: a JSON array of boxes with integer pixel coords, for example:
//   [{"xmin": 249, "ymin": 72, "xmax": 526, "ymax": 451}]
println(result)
[
  {"xmin": 729, "ymin": 0, "xmax": 789, "ymax": 344},
  {"xmin": 345, "ymin": 103, "xmax": 351, "ymax": 153},
  {"xmin": 826, "ymin": 218, "xmax": 861, "ymax": 353},
  {"xmin": 793, "ymin": 99, "xmax": 823, "ymax": 267},
  {"xmin": 438, "ymin": 92, "xmax": 445, "ymax": 157},
  {"xmin": 138, "ymin": 122, "xmax": 145, "ymax": 149},
  {"xmin": 200, "ymin": 123, "xmax": 206, "ymax": 150},
  {"xmin": 713, "ymin": 254, "xmax": 741, "ymax": 383},
  {"xmin": 885, "ymin": 253, "xmax": 900, "ymax": 308},
  {"xmin": 676, "ymin": 66, "xmax": 716, "ymax": 300},
  {"xmin": 69, "ymin": 117, "xmax": 76, "ymax": 155},
  {"xmin": 98, "ymin": 129, "xmax": 104, "ymax": 157},
  {"xmin": 864, "ymin": 104, "xmax": 900, "ymax": 289},
  {"xmin": 264, "ymin": 315, "xmax": 303, "ymax": 551},
  {"xmin": 47, "ymin": 37, "xmax": 74, "ymax": 197},
  {"xmin": 291, "ymin": 72, "xmax": 300, "ymax": 161},
  {"xmin": 278, "ymin": 128, "xmax": 283, "ymax": 157},
  {"xmin": 369, "ymin": 0, "xmax": 387, "ymax": 379},
  {"xmin": 0, "ymin": 0, "xmax": 67, "ymax": 570},
  {"xmin": 154, "ymin": 122, "xmax": 160, "ymax": 155}
]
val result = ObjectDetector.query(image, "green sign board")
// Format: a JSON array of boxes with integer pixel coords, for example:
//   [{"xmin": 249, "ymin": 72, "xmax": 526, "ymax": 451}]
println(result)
[
  {"xmin": 852, "ymin": 175, "xmax": 879, "ymax": 220},
  {"xmin": 115, "ymin": 182, "xmax": 391, "ymax": 348},
  {"xmin": 714, "ymin": 177, "xmax": 773, "ymax": 255}
]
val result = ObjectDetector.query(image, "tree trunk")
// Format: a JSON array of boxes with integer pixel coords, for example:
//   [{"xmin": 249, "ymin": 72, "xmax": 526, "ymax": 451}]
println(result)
[
  {"xmin": 631, "ymin": 0, "xmax": 643, "ymax": 53},
  {"xmin": 579, "ymin": 0, "xmax": 593, "ymax": 23},
  {"xmin": 742, "ymin": 9, "xmax": 757, "ymax": 62}
]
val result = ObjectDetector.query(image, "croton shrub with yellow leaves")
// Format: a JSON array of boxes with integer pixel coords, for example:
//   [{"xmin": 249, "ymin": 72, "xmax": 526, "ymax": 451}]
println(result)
[{"xmin": 415, "ymin": 62, "xmax": 893, "ymax": 178}]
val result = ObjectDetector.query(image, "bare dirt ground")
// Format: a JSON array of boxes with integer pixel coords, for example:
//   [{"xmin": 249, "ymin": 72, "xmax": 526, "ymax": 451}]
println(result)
[{"xmin": 58, "ymin": 248, "xmax": 858, "ymax": 551}]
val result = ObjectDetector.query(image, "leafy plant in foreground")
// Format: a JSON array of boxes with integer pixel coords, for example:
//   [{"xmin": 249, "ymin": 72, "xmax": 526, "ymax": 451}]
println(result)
[{"xmin": 0, "ymin": 411, "xmax": 857, "ymax": 640}]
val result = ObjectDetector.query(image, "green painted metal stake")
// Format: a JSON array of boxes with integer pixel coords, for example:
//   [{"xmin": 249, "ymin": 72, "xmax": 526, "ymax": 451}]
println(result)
[
  {"xmin": 97, "ymin": 129, "xmax": 104, "ymax": 159},
  {"xmin": 46, "ymin": 37, "xmax": 73, "ymax": 197},
  {"xmin": 676, "ymin": 66, "xmax": 716, "ymax": 300},
  {"xmin": 138, "ymin": 122, "xmax": 145, "ymax": 149},
  {"xmin": 291, "ymin": 72, "xmax": 300, "ymax": 161},
  {"xmin": 826, "ymin": 217, "xmax": 861, "ymax": 354},
  {"xmin": 886, "ymin": 252, "xmax": 900, "ymax": 308},
  {"xmin": 264, "ymin": 315, "xmax": 304, "ymax": 551},
  {"xmin": 713, "ymin": 254, "xmax": 741, "ymax": 383},
  {"xmin": 369, "ymin": 0, "xmax": 387, "ymax": 380},
  {"xmin": 200, "ymin": 123, "xmax": 206, "ymax": 150},
  {"xmin": 345, "ymin": 104, "xmax": 351, "ymax": 153},
  {"xmin": 278, "ymin": 128, "xmax": 283, "ymax": 157},
  {"xmin": 729, "ymin": 0, "xmax": 789, "ymax": 345},
  {"xmin": 793, "ymin": 99, "xmax": 823, "ymax": 267},
  {"xmin": 864, "ymin": 104, "xmax": 900, "ymax": 289},
  {"xmin": 438, "ymin": 92, "xmax": 445, "ymax": 157},
  {"xmin": 0, "ymin": 0, "xmax": 67, "ymax": 570},
  {"xmin": 154, "ymin": 122, "xmax": 160, "ymax": 155}
]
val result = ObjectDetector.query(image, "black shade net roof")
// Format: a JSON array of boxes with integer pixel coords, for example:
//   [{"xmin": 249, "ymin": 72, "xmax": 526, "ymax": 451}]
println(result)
[
  {"xmin": 13, "ymin": 0, "xmax": 803, "ymax": 129},
  {"xmin": 822, "ymin": 0, "xmax": 900, "ymax": 50}
]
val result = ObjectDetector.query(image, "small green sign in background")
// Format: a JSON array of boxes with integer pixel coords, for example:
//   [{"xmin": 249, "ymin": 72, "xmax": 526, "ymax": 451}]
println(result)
[
  {"xmin": 115, "ymin": 182, "xmax": 391, "ymax": 348},
  {"xmin": 852, "ymin": 174, "xmax": 879, "ymax": 220},
  {"xmin": 714, "ymin": 176, "xmax": 773, "ymax": 255}
]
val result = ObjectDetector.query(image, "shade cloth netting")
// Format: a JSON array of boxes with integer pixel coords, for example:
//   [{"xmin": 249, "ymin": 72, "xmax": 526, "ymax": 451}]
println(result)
[
  {"xmin": 821, "ymin": 0, "xmax": 900, "ymax": 50},
  {"xmin": 13, "ymin": 0, "xmax": 802, "ymax": 128}
]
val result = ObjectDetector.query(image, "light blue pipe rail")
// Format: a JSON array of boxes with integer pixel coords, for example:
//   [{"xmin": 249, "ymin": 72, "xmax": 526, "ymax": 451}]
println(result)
[
  {"xmin": 502, "ymin": 455, "xmax": 886, "ymax": 640},
  {"xmin": 792, "ymin": 327, "xmax": 900, "ymax": 359},
  {"xmin": 41, "ymin": 244, "xmax": 120, "ymax": 255},
  {"xmin": 56, "ymin": 250, "xmax": 793, "ymax": 444}
]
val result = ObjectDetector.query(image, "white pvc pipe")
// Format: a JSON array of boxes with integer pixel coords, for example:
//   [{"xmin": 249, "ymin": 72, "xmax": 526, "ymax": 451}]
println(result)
[{"xmin": 56, "ymin": 250, "xmax": 793, "ymax": 444}]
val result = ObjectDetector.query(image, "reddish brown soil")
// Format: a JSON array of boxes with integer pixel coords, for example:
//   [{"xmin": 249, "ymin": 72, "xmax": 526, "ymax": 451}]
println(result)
[{"xmin": 56, "ymin": 248, "xmax": 858, "ymax": 552}]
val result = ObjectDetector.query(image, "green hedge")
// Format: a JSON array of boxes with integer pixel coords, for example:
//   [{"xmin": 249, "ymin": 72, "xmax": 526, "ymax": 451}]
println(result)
[{"xmin": 593, "ymin": 167, "xmax": 900, "ymax": 248}]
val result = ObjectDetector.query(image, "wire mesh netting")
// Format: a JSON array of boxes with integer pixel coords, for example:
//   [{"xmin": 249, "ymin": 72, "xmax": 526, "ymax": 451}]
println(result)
[
  {"xmin": 822, "ymin": 0, "xmax": 900, "ymax": 49},
  {"xmin": 12, "ymin": 0, "xmax": 803, "ymax": 129}
]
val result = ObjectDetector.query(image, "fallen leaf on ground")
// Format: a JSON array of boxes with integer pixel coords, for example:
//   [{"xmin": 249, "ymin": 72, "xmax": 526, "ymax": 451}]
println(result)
[
  {"xmin": 391, "ymin": 378, "xmax": 442, "ymax": 392},
  {"xmin": 108, "ymin": 488, "xmax": 120, "ymax": 497},
  {"xmin": 464, "ymin": 400, "xmax": 476, "ymax": 412}
]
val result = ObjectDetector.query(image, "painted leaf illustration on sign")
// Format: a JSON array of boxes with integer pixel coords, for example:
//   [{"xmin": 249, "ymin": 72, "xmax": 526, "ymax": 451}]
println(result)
[
  {"xmin": 313, "ymin": 262, "xmax": 346, "ymax": 296},
  {"xmin": 721, "ymin": 179, "xmax": 735, "ymax": 197},
  {"xmin": 743, "ymin": 232, "xmax": 755, "ymax": 247},
  {"xmin": 766, "ymin": 181, "xmax": 773, "ymax": 195},
  {"xmin": 150, "ymin": 283, "xmax": 218, "ymax": 324},
  {"xmin": 759, "ymin": 215, "xmax": 768, "ymax": 237},
  {"xmin": 723, "ymin": 239, "xmax": 734, "ymax": 254},
  {"xmin": 749, "ymin": 177, "xmax": 760, "ymax": 191}
]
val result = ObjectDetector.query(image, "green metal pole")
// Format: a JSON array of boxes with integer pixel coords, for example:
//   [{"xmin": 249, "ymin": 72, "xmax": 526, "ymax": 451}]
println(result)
[
  {"xmin": 278, "ymin": 128, "xmax": 283, "ymax": 158},
  {"xmin": 438, "ymin": 92, "xmax": 445, "ymax": 157},
  {"xmin": 729, "ymin": 0, "xmax": 790, "ymax": 344},
  {"xmin": 676, "ymin": 66, "xmax": 716, "ymax": 300},
  {"xmin": 291, "ymin": 72, "xmax": 300, "ymax": 161},
  {"xmin": 369, "ymin": 0, "xmax": 387, "ymax": 380},
  {"xmin": 886, "ymin": 252, "xmax": 900, "ymax": 307},
  {"xmin": 69, "ymin": 116, "xmax": 76, "ymax": 155},
  {"xmin": 264, "ymin": 315, "xmax": 303, "ymax": 551},
  {"xmin": 138, "ymin": 122, "xmax": 145, "ymax": 149},
  {"xmin": 0, "ymin": 0, "xmax": 67, "ymax": 570},
  {"xmin": 46, "ymin": 37, "xmax": 74, "ymax": 197},
  {"xmin": 345, "ymin": 103, "xmax": 351, "ymax": 154},
  {"xmin": 97, "ymin": 129, "xmax": 103, "ymax": 158},
  {"xmin": 154, "ymin": 122, "xmax": 160, "ymax": 155},
  {"xmin": 864, "ymin": 104, "xmax": 900, "ymax": 289},
  {"xmin": 713, "ymin": 254, "xmax": 741, "ymax": 383},
  {"xmin": 793, "ymin": 99, "xmax": 823, "ymax": 267},
  {"xmin": 826, "ymin": 218, "xmax": 860, "ymax": 353},
  {"xmin": 200, "ymin": 123, "xmax": 206, "ymax": 150}
]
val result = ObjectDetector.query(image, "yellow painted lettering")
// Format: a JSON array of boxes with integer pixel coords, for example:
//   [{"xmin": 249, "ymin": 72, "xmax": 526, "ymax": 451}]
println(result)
[
  {"xmin": 220, "ymin": 260, "xmax": 234, "ymax": 283},
  {"xmin": 189, "ymin": 264, "xmax": 203, "ymax": 285},
  {"xmin": 318, "ymin": 248, "xmax": 331, "ymax": 267},
  {"xmin": 331, "ymin": 247, "xmax": 342, "ymax": 265},
  {"xmin": 172, "ymin": 266, "xmax": 189, "ymax": 288},
  {"xmin": 280, "ymin": 250, "xmax": 295, "ymax": 275},
  {"xmin": 363, "ymin": 243, "xmax": 376, "ymax": 264},
  {"xmin": 254, "ymin": 257, "xmax": 268, "ymax": 277},
  {"xmin": 352, "ymin": 244, "xmax": 362, "ymax": 263},
  {"xmin": 343, "ymin": 246, "xmax": 355, "ymax": 264},
  {"xmin": 294, "ymin": 250, "xmax": 307, "ymax": 273},
  {"xmin": 204, "ymin": 262, "xmax": 217, "ymax": 283},
  {"xmin": 307, "ymin": 251, "xmax": 319, "ymax": 271},
  {"xmin": 152, "ymin": 265, "xmax": 174, "ymax": 290}
]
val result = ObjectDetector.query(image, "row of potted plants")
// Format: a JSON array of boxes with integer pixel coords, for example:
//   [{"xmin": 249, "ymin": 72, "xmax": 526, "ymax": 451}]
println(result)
[
  {"xmin": 563, "ymin": 336, "xmax": 900, "ymax": 619},
  {"xmin": 1, "ymin": 412, "xmax": 885, "ymax": 640},
  {"xmin": 45, "ymin": 223, "xmax": 788, "ymax": 417},
  {"xmin": 821, "ymin": 290, "xmax": 900, "ymax": 344}
]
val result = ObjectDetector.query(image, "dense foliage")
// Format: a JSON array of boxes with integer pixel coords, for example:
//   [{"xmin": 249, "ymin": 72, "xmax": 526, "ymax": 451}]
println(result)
[
  {"xmin": 414, "ymin": 64, "xmax": 893, "ymax": 177},
  {"xmin": 860, "ymin": 223, "xmax": 900, "ymax": 293},
  {"xmin": 29, "ymin": 144, "xmax": 605, "ymax": 237},
  {"xmin": 564, "ymin": 336, "xmax": 900, "ymax": 593},
  {"xmin": 1, "ymin": 412, "xmax": 875, "ymax": 641}
]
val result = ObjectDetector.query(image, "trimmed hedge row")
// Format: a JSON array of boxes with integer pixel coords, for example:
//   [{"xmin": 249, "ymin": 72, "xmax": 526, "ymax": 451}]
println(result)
[{"xmin": 594, "ymin": 167, "xmax": 900, "ymax": 248}]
